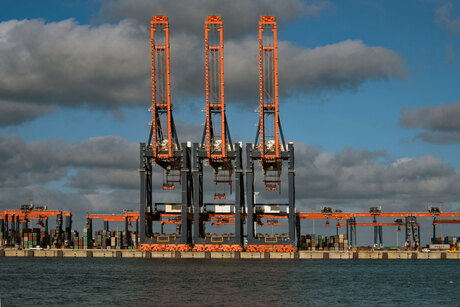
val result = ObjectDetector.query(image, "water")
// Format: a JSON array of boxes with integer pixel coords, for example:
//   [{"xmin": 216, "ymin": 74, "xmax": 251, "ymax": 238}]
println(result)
[{"xmin": 0, "ymin": 258, "xmax": 458, "ymax": 306}]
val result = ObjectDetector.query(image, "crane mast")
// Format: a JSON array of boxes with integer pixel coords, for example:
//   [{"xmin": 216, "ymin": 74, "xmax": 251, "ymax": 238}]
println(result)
[
  {"xmin": 202, "ymin": 15, "xmax": 234, "ymax": 197},
  {"xmin": 245, "ymin": 16, "xmax": 296, "ymax": 252},
  {"xmin": 255, "ymin": 16, "xmax": 287, "ymax": 191},
  {"xmin": 191, "ymin": 16, "xmax": 244, "ymax": 250},
  {"xmin": 149, "ymin": 15, "xmax": 181, "ymax": 189}
]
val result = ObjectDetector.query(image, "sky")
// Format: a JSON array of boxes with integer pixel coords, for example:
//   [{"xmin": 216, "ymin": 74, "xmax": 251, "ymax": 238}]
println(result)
[{"xmin": 0, "ymin": 0, "xmax": 459, "ymax": 244}]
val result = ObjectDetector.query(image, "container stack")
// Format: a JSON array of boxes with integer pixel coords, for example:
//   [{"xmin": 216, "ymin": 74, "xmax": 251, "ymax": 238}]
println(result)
[
  {"xmin": 70, "ymin": 230, "xmax": 81, "ymax": 249},
  {"xmin": 130, "ymin": 231, "xmax": 137, "ymax": 249},
  {"xmin": 431, "ymin": 236, "xmax": 460, "ymax": 250},
  {"xmin": 49, "ymin": 229, "xmax": 62, "ymax": 248},
  {"xmin": 93, "ymin": 230, "xmax": 109, "ymax": 248},
  {"xmin": 299, "ymin": 234, "xmax": 349, "ymax": 251},
  {"xmin": 83, "ymin": 228, "xmax": 92, "ymax": 249},
  {"xmin": 0, "ymin": 230, "xmax": 12, "ymax": 246},
  {"xmin": 20, "ymin": 228, "xmax": 47, "ymax": 248}
]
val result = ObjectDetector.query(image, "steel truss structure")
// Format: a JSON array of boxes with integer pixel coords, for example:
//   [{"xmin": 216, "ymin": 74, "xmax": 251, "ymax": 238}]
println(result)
[
  {"xmin": 139, "ymin": 16, "xmax": 192, "ymax": 251},
  {"xmin": 192, "ymin": 16, "xmax": 244, "ymax": 252},
  {"xmin": 245, "ymin": 16, "xmax": 296, "ymax": 252}
]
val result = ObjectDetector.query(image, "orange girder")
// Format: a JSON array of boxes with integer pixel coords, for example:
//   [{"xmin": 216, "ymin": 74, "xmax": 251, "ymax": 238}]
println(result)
[
  {"xmin": 336, "ymin": 222, "xmax": 417, "ymax": 227},
  {"xmin": 0, "ymin": 210, "xmax": 70, "ymax": 219},
  {"xmin": 297, "ymin": 213, "xmax": 353, "ymax": 220},
  {"xmin": 204, "ymin": 15, "xmax": 227, "ymax": 162},
  {"xmin": 258, "ymin": 16, "xmax": 280, "ymax": 165},
  {"xmin": 86, "ymin": 213, "xmax": 139, "ymax": 222},
  {"xmin": 151, "ymin": 15, "xmax": 179, "ymax": 174},
  {"xmin": 297, "ymin": 212, "xmax": 460, "ymax": 219},
  {"xmin": 433, "ymin": 220, "xmax": 460, "ymax": 224}
]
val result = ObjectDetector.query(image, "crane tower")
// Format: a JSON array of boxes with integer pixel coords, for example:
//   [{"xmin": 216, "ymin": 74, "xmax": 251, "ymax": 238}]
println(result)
[
  {"xmin": 245, "ymin": 16, "xmax": 296, "ymax": 252},
  {"xmin": 192, "ymin": 16, "xmax": 244, "ymax": 251},
  {"xmin": 139, "ymin": 16, "xmax": 192, "ymax": 250}
]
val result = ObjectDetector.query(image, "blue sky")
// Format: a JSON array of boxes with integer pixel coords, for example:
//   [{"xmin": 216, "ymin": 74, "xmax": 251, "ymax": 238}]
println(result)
[{"xmin": 0, "ymin": 0, "xmax": 459, "ymax": 241}]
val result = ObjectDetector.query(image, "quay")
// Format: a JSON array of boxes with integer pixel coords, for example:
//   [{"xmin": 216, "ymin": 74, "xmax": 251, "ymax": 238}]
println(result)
[{"xmin": 1, "ymin": 249, "xmax": 459, "ymax": 260}]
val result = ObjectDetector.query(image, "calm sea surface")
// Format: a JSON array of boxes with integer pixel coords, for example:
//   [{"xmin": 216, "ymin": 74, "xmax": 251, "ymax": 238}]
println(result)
[{"xmin": 0, "ymin": 258, "xmax": 458, "ymax": 306}]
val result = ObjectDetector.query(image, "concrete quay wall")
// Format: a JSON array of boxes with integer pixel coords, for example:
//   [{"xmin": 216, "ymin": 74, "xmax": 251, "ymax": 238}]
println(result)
[{"xmin": 0, "ymin": 249, "xmax": 459, "ymax": 260}]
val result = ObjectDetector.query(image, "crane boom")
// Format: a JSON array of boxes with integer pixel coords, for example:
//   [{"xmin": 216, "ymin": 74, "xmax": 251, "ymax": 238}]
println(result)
[
  {"xmin": 203, "ymin": 16, "xmax": 233, "ymax": 168},
  {"xmin": 149, "ymin": 15, "xmax": 181, "ymax": 188},
  {"xmin": 255, "ymin": 16, "xmax": 286, "ymax": 191},
  {"xmin": 201, "ymin": 15, "xmax": 234, "ymax": 197}
]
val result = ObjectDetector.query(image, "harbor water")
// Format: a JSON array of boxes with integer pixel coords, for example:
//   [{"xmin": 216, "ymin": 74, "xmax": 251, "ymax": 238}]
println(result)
[{"xmin": 0, "ymin": 258, "xmax": 458, "ymax": 306}]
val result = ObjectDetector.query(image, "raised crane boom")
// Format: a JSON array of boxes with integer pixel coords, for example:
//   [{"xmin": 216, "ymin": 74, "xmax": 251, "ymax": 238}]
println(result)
[
  {"xmin": 149, "ymin": 16, "xmax": 181, "ymax": 189},
  {"xmin": 255, "ymin": 16, "xmax": 287, "ymax": 191},
  {"xmin": 202, "ymin": 15, "xmax": 234, "ymax": 196}
]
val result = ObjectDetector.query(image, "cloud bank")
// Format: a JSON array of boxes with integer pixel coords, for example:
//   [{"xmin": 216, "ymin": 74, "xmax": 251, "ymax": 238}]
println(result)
[
  {"xmin": 399, "ymin": 102, "xmax": 460, "ymax": 144},
  {"xmin": 1, "ymin": 135, "xmax": 459, "ymax": 215}
]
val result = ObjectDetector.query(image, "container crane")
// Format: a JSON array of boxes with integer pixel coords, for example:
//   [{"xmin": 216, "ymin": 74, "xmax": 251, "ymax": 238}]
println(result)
[
  {"xmin": 192, "ymin": 16, "xmax": 244, "ymax": 252},
  {"xmin": 139, "ymin": 16, "xmax": 192, "ymax": 252},
  {"xmin": 246, "ymin": 16, "xmax": 296, "ymax": 252},
  {"xmin": 86, "ymin": 211, "xmax": 140, "ymax": 248},
  {"xmin": 0, "ymin": 205, "xmax": 71, "ymax": 248}
]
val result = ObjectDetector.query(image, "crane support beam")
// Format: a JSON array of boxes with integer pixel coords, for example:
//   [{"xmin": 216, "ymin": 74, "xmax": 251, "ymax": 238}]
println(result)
[{"xmin": 433, "ymin": 219, "xmax": 460, "ymax": 224}]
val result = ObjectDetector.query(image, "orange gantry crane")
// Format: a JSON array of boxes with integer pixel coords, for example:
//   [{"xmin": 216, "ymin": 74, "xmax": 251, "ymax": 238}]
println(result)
[
  {"xmin": 148, "ymin": 15, "xmax": 181, "ymax": 185},
  {"xmin": 245, "ymin": 16, "xmax": 296, "ymax": 252},
  {"xmin": 0, "ymin": 205, "xmax": 72, "ymax": 247},
  {"xmin": 86, "ymin": 211, "xmax": 140, "ymax": 248},
  {"xmin": 139, "ymin": 16, "xmax": 193, "ymax": 251},
  {"xmin": 297, "ymin": 207, "xmax": 460, "ymax": 249},
  {"xmin": 191, "ymin": 16, "xmax": 244, "ymax": 252}
]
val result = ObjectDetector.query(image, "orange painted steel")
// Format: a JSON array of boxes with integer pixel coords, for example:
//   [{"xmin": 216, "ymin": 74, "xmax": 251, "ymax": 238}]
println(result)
[
  {"xmin": 150, "ymin": 15, "xmax": 181, "ymax": 190},
  {"xmin": 0, "ymin": 209, "xmax": 71, "ymax": 221},
  {"xmin": 259, "ymin": 16, "xmax": 280, "ymax": 163},
  {"xmin": 255, "ymin": 16, "xmax": 286, "ymax": 191},
  {"xmin": 161, "ymin": 220, "xmax": 181, "ymax": 225},
  {"xmin": 86, "ymin": 212, "xmax": 139, "ymax": 222},
  {"xmin": 139, "ymin": 243, "xmax": 191, "ymax": 252},
  {"xmin": 336, "ymin": 222, "xmax": 418, "ymax": 227},
  {"xmin": 297, "ymin": 212, "xmax": 353, "ymax": 220},
  {"xmin": 433, "ymin": 219, "xmax": 460, "ymax": 224},
  {"xmin": 208, "ymin": 214, "xmax": 236, "ymax": 220},
  {"xmin": 246, "ymin": 244, "xmax": 295, "ymax": 253},
  {"xmin": 151, "ymin": 16, "xmax": 173, "ymax": 159},
  {"xmin": 192, "ymin": 244, "xmax": 243, "ymax": 252},
  {"xmin": 212, "ymin": 222, "xmax": 235, "ymax": 227},
  {"xmin": 258, "ymin": 222, "xmax": 284, "ymax": 226},
  {"xmin": 353, "ymin": 212, "xmax": 460, "ymax": 218},
  {"xmin": 258, "ymin": 214, "xmax": 289, "ymax": 219},
  {"xmin": 204, "ymin": 16, "xmax": 227, "ymax": 161},
  {"xmin": 297, "ymin": 212, "xmax": 460, "ymax": 219},
  {"xmin": 138, "ymin": 244, "xmax": 151, "ymax": 251}
]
